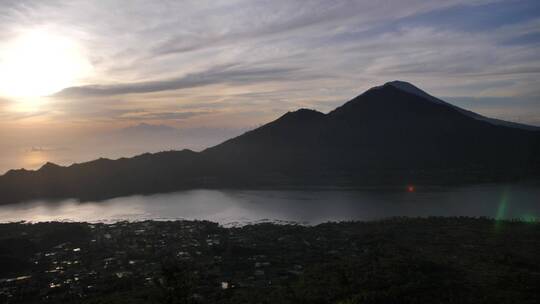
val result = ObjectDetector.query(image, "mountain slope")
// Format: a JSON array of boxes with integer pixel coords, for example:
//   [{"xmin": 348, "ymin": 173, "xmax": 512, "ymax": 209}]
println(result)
[
  {"xmin": 1, "ymin": 81, "xmax": 539, "ymax": 204},
  {"xmin": 205, "ymin": 81, "xmax": 539, "ymax": 178}
]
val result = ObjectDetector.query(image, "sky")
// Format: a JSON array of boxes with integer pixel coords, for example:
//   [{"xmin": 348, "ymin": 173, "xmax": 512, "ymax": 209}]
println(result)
[{"xmin": 0, "ymin": 0, "xmax": 539, "ymax": 172}]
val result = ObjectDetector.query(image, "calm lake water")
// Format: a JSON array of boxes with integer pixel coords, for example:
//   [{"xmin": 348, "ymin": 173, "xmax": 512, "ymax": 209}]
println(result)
[{"xmin": 0, "ymin": 184, "xmax": 539, "ymax": 225}]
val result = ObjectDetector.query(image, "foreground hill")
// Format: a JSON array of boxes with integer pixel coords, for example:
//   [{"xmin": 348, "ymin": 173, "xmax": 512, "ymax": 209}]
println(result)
[{"xmin": 1, "ymin": 81, "xmax": 539, "ymax": 204}]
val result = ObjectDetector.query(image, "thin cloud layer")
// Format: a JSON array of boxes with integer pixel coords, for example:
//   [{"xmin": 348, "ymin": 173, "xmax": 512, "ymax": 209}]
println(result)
[{"xmin": 55, "ymin": 65, "xmax": 303, "ymax": 97}]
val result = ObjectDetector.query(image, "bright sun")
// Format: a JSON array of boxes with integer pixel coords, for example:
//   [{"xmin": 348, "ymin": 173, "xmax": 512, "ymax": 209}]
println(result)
[{"xmin": 0, "ymin": 29, "xmax": 92, "ymax": 98}]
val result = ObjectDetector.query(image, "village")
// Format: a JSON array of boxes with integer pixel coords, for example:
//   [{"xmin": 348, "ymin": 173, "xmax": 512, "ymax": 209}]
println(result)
[{"xmin": 1, "ymin": 218, "xmax": 538, "ymax": 303}]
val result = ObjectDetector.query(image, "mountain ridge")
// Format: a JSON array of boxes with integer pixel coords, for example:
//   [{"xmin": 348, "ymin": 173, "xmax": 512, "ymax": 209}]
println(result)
[{"xmin": 1, "ymin": 81, "xmax": 539, "ymax": 205}]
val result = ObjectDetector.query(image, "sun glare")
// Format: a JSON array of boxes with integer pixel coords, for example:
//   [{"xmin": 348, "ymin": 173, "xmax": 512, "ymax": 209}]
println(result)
[{"xmin": 0, "ymin": 29, "xmax": 92, "ymax": 98}]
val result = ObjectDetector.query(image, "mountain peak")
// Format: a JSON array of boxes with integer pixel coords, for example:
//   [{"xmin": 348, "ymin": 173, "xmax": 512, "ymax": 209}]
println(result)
[
  {"xmin": 289, "ymin": 108, "xmax": 323, "ymax": 115},
  {"xmin": 364, "ymin": 81, "xmax": 538, "ymax": 131},
  {"xmin": 384, "ymin": 80, "xmax": 423, "ymax": 93},
  {"xmin": 370, "ymin": 80, "xmax": 444, "ymax": 105},
  {"xmin": 279, "ymin": 108, "xmax": 325, "ymax": 121},
  {"xmin": 384, "ymin": 80, "xmax": 415, "ymax": 87},
  {"xmin": 39, "ymin": 162, "xmax": 62, "ymax": 171}
]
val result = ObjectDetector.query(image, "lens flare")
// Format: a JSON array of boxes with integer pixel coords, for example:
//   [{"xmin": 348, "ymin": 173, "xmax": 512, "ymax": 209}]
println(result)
[
  {"xmin": 494, "ymin": 188, "xmax": 509, "ymax": 231},
  {"xmin": 495, "ymin": 190, "xmax": 508, "ymax": 220}
]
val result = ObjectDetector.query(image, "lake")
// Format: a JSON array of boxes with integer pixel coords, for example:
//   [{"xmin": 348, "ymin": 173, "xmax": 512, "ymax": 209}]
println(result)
[{"xmin": 0, "ymin": 183, "xmax": 538, "ymax": 225}]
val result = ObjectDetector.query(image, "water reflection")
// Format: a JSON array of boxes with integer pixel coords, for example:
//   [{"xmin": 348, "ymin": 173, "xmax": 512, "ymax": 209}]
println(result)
[{"xmin": 0, "ymin": 184, "xmax": 538, "ymax": 225}]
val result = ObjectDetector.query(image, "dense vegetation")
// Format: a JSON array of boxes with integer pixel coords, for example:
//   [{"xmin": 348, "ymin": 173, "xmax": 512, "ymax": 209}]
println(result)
[{"xmin": 1, "ymin": 217, "xmax": 539, "ymax": 303}]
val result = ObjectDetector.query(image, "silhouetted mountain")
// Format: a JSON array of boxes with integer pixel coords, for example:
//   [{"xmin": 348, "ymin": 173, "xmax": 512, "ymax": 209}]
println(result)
[{"xmin": 1, "ymin": 81, "xmax": 539, "ymax": 204}]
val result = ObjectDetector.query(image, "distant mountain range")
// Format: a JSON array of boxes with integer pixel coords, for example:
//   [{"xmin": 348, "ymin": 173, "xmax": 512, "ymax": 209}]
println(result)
[{"xmin": 1, "ymin": 81, "xmax": 539, "ymax": 204}]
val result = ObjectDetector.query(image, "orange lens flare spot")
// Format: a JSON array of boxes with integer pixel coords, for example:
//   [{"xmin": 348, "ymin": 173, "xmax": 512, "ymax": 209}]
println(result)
[{"xmin": 407, "ymin": 185, "xmax": 415, "ymax": 192}]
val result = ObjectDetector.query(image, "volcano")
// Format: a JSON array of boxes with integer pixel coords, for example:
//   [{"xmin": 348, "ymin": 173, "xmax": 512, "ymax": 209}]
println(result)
[{"xmin": 1, "ymin": 81, "xmax": 539, "ymax": 204}]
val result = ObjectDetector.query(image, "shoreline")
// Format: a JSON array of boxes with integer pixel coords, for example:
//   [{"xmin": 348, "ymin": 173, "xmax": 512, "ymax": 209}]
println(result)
[{"xmin": 1, "ymin": 215, "xmax": 539, "ymax": 226}]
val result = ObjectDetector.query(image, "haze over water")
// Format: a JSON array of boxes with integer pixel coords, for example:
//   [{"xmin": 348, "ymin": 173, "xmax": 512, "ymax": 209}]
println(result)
[{"xmin": 1, "ymin": 184, "xmax": 538, "ymax": 225}]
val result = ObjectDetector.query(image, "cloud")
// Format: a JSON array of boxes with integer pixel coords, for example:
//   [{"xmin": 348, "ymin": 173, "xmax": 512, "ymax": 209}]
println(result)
[
  {"xmin": 0, "ymin": 98, "xmax": 50, "ymax": 120},
  {"xmin": 0, "ymin": 98, "xmax": 9, "ymax": 108},
  {"xmin": 148, "ymin": 1, "xmax": 501, "ymax": 56},
  {"xmin": 118, "ymin": 110, "xmax": 211, "ymax": 121},
  {"xmin": 0, "ymin": 0, "xmax": 539, "ymax": 127},
  {"xmin": 55, "ymin": 65, "xmax": 303, "ymax": 97}
]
